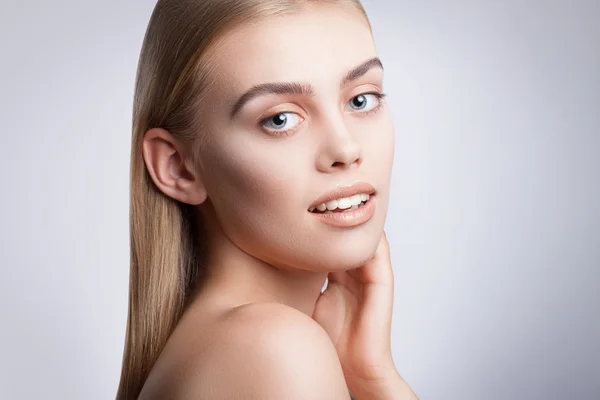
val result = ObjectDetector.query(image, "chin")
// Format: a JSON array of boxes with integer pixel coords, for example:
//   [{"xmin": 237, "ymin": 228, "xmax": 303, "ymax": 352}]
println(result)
[
  {"xmin": 301, "ymin": 229, "xmax": 382, "ymax": 272},
  {"xmin": 298, "ymin": 195, "xmax": 388, "ymax": 270}
]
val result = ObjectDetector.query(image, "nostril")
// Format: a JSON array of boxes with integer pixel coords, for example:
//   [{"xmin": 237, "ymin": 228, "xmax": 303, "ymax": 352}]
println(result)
[{"xmin": 330, "ymin": 156, "xmax": 361, "ymax": 169}]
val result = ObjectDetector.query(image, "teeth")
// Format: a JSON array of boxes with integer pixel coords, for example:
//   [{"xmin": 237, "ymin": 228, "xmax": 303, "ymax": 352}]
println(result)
[
  {"xmin": 325, "ymin": 199, "xmax": 339, "ymax": 210},
  {"xmin": 337, "ymin": 198, "xmax": 352, "ymax": 210},
  {"xmin": 310, "ymin": 192, "xmax": 371, "ymax": 212}
]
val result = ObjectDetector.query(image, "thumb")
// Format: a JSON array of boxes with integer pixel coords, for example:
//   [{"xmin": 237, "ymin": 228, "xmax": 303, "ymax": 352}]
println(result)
[{"xmin": 351, "ymin": 231, "xmax": 395, "ymax": 341}]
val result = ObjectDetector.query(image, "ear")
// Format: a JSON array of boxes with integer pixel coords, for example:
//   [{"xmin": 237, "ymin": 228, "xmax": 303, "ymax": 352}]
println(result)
[{"xmin": 142, "ymin": 127, "xmax": 208, "ymax": 205}]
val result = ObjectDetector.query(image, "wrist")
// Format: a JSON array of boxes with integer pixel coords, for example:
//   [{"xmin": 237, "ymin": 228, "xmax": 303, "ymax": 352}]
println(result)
[{"xmin": 346, "ymin": 368, "xmax": 418, "ymax": 400}]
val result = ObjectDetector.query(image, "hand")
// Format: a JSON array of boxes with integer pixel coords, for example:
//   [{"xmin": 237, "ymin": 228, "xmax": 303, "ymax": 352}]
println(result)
[{"xmin": 312, "ymin": 230, "xmax": 397, "ymax": 386}]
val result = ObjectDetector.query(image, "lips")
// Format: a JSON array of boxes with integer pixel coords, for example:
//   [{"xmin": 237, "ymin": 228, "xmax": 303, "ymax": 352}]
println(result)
[
  {"xmin": 308, "ymin": 182, "xmax": 376, "ymax": 211},
  {"xmin": 309, "ymin": 189, "xmax": 377, "ymax": 228}
]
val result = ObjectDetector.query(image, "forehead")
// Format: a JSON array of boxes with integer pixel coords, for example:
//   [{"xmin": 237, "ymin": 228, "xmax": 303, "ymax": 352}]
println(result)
[{"xmin": 204, "ymin": 5, "xmax": 376, "ymax": 97}]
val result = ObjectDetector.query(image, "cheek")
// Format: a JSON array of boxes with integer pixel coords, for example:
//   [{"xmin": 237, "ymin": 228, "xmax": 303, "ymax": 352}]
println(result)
[
  {"xmin": 363, "ymin": 114, "xmax": 395, "ymax": 178},
  {"xmin": 198, "ymin": 119, "xmax": 396, "ymax": 272},
  {"xmin": 378, "ymin": 113, "xmax": 395, "ymax": 158},
  {"xmin": 202, "ymin": 140, "xmax": 304, "ymax": 239}
]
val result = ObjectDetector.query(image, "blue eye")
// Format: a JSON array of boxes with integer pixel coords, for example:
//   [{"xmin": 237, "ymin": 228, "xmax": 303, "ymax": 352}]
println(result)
[
  {"xmin": 259, "ymin": 92, "xmax": 386, "ymax": 136},
  {"xmin": 346, "ymin": 93, "xmax": 385, "ymax": 112},
  {"xmin": 261, "ymin": 112, "xmax": 303, "ymax": 133}
]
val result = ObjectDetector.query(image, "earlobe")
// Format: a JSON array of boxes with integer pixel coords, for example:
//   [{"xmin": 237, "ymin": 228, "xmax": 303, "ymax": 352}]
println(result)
[{"xmin": 142, "ymin": 127, "xmax": 208, "ymax": 205}]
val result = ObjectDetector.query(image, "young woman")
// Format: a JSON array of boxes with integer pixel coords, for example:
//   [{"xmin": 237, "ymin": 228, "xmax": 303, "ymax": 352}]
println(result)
[{"xmin": 117, "ymin": 0, "xmax": 418, "ymax": 398}]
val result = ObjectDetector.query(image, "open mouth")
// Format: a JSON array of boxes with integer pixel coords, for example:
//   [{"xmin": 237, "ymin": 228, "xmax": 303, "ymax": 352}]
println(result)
[{"xmin": 308, "ymin": 193, "xmax": 372, "ymax": 214}]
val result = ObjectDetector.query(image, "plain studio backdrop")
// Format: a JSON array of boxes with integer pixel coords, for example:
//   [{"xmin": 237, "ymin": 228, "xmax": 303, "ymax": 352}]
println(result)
[{"xmin": 1, "ymin": 1, "xmax": 598, "ymax": 399}]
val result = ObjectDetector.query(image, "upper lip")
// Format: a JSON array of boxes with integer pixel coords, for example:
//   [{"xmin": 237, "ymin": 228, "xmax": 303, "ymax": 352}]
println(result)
[{"xmin": 309, "ymin": 182, "xmax": 376, "ymax": 209}]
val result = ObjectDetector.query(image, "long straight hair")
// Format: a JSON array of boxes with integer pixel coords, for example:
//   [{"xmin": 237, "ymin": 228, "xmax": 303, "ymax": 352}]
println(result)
[{"xmin": 117, "ymin": 0, "xmax": 371, "ymax": 398}]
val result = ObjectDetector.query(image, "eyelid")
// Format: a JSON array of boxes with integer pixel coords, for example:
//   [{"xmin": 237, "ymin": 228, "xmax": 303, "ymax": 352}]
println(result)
[
  {"xmin": 257, "ymin": 90, "xmax": 386, "ymax": 136},
  {"xmin": 256, "ymin": 102, "xmax": 304, "ymax": 123},
  {"xmin": 341, "ymin": 88, "xmax": 385, "ymax": 115},
  {"xmin": 260, "ymin": 111, "xmax": 304, "ymax": 135}
]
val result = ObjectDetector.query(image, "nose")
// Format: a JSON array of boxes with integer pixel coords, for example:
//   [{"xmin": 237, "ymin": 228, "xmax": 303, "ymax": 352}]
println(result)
[{"xmin": 315, "ymin": 115, "xmax": 362, "ymax": 172}]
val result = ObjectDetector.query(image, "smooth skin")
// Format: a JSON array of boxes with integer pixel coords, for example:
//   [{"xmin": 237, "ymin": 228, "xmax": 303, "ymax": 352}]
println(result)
[
  {"xmin": 314, "ymin": 231, "xmax": 418, "ymax": 399},
  {"xmin": 138, "ymin": 3, "xmax": 417, "ymax": 399}
]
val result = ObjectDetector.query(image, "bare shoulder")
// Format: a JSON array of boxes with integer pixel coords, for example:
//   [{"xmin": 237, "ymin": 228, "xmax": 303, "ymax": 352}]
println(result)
[{"xmin": 176, "ymin": 302, "xmax": 351, "ymax": 400}]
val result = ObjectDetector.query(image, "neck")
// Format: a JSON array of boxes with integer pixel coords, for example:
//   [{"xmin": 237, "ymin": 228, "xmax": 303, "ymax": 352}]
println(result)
[{"xmin": 190, "ymin": 202, "xmax": 327, "ymax": 317}]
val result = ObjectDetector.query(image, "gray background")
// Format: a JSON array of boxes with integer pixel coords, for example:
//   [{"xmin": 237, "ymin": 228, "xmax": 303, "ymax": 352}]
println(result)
[{"xmin": 1, "ymin": 0, "xmax": 598, "ymax": 399}]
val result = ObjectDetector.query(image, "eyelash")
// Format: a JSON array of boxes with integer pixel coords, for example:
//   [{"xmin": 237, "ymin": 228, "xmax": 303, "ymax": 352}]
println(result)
[{"xmin": 259, "ymin": 92, "xmax": 387, "ymax": 136}]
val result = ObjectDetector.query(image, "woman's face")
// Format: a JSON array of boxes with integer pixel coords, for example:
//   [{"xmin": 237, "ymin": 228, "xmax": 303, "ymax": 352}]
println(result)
[{"xmin": 196, "ymin": 4, "xmax": 394, "ymax": 272}]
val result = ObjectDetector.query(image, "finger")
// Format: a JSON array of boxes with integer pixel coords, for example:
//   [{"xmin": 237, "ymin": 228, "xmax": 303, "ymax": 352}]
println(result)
[
  {"xmin": 327, "ymin": 231, "xmax": 392, "ymax": 295},
  {"xmin": 327, "ymin": 270, "xmax": 362, "ymax": 296},
  {"xmin": 348, "ymin": 230, "xmax": 393, "ymax": 286},
  {"xmin": 352, "ymin": 231, "xmax": 395, "ymax": 335}
]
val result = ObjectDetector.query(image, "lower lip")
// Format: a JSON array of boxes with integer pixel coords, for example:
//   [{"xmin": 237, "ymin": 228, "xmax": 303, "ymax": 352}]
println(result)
[{"xmin": 309, "ymin": 195, "xmax": 376, "ymax": 228}]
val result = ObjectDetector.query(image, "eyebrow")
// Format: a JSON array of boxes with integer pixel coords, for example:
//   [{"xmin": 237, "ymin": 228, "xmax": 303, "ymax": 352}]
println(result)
[{"xmin": 229, "ymin": 57, "xmax": 384, "ymax": 118}]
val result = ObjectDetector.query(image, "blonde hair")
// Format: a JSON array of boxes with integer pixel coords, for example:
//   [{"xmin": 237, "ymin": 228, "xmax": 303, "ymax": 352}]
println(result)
[{"xmin": 117, "ymin": 0, "xmax": 371, "ymax": 398}]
